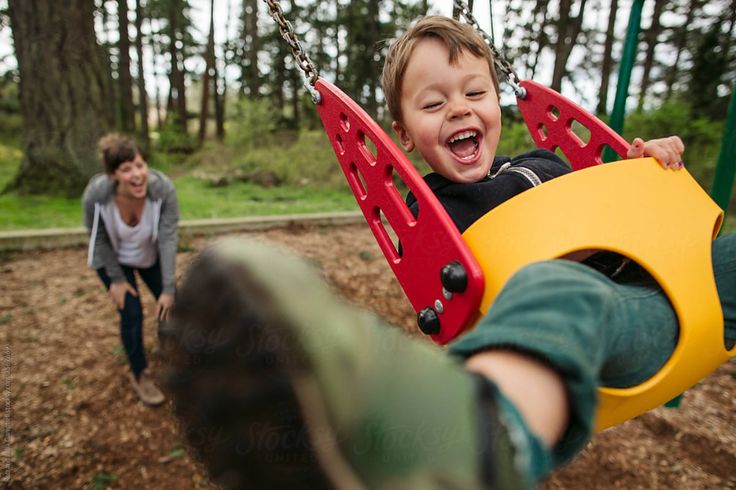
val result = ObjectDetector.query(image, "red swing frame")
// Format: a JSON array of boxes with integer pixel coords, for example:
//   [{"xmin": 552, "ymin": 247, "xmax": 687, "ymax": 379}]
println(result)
[{"xmin": 315, "ymin": 77, "xmax": 630, "ymax": 344}]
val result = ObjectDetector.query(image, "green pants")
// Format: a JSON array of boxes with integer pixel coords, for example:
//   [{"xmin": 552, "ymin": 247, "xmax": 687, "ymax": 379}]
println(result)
[{"xmin": 449, "ymin": 232, "xmax": 736, "ymax": 482}]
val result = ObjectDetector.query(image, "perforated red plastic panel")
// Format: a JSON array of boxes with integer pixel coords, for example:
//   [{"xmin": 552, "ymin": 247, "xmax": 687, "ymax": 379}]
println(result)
[
  {"xmin": 517, "ymin": 80, "xmax": 630, "ymax": 169},
  {"xmin": 314, "ymin": 78, "xmax": 485, "ymax": 344}
]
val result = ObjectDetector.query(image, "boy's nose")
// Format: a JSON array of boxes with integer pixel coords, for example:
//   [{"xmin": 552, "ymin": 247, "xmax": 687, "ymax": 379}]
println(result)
[{"xmin": 447, "ymin": 100, "xmax": 471, "ymax": 120}]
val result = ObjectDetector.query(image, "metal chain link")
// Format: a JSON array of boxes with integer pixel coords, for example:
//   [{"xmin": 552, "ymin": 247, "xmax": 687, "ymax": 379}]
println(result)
[
  {"xmin": 262, "ymin": 0, "xmax": 321, "ymax": 102},
  {"xmin": 452, "ymin": 0, "xmax": 526, "ymax": 98}
]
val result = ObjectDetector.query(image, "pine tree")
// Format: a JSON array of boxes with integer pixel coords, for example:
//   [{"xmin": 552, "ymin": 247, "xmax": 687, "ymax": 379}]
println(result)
[{"xmin": 7, "ymin": 0, "xmax": 113, "ymax": 194}]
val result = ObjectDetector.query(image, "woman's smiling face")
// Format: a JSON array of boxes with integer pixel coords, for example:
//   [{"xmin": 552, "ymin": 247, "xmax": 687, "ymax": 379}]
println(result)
[
  {"xmin": 113, "ymin": 153, "xmax": 149, "ymax": 199},
  {"xmin": 392, "ymin": 37, "xmax": 502, "ymax": 183}
]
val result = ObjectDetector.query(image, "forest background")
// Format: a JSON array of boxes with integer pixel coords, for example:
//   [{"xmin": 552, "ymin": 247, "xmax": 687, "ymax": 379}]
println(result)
[{"xmin": 0, "ymin": 0, "xmax": 734, "ymax": 231}]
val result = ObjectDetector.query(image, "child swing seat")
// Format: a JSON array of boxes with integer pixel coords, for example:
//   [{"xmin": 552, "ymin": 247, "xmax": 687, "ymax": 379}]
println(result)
[
  {"xmin": 314, "ymin": 77, "xmax": 733, "ymax": 431},
  {"xmin": 260, "ymin": 0, "xmax": 731, "ymax": 431}
]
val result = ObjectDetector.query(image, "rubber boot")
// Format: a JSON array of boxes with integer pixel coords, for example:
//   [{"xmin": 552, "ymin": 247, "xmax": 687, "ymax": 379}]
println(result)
[{"xmin": 163, "ymin": 238, "xmax": 527, "ymax": 490}]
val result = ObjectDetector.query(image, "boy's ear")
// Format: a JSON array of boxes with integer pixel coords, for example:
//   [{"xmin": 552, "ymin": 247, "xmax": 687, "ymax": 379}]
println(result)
[{"xmin": 391, "ymin": 121, "xmax": 415, "ymax": 152}]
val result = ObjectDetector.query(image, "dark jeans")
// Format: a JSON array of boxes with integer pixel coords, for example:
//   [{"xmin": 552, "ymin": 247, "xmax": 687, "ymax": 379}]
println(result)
[{"xmin": 97, "ymin": 261, "xmax": 162, "ymax": 377}]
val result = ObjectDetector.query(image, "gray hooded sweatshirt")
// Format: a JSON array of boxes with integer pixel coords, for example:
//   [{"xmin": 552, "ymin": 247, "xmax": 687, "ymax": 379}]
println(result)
[{"xmin": 82, "ymin": 169, "xmax": 179, "ymax": 294}]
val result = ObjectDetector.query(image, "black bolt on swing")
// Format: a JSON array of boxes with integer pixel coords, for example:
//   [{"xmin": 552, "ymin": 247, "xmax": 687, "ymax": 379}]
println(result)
[
  {"xmin": 417, "ymin": 307, "xmax": 441, "ymax": 335},
  {"xmin": 441, "ymin": 261, "xmax": 469, "ymax": 293}
]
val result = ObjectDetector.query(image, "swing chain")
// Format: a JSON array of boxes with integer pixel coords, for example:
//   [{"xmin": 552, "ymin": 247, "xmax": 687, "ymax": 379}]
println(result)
[
  {"xmin": 452, "ymin": 0, "xmax": 527, "ymax": 99},
  {"xmin": 263, "ymin": 0, "xmax": 321, "ymax": 103}
]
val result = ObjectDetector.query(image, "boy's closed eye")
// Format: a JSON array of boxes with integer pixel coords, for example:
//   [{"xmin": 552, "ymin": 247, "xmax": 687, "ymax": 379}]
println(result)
[
  {"xmin": 467, "ymin": 90, "xmax": 486, "ymax": 97},
  {"xmin": 422, "ymin": 100, "xmax": 444, "ymax": 110}
]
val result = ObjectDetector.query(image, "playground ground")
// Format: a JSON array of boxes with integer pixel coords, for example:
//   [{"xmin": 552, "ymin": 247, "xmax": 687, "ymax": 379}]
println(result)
[{"xmin": 2, "ymin": 223, "xmax": 736, "ymax": 489}]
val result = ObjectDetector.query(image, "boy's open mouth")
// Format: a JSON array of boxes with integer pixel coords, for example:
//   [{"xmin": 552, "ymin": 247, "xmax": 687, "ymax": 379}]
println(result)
[{"xmin": 446, "ymin": 130, "xmax": 480, "ymax": 162}]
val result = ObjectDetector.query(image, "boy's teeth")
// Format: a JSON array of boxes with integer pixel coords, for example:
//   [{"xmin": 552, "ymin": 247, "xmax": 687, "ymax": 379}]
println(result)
[{"xmin": 448, "ymin": 130, "xmax": 477, "ymax": 143}]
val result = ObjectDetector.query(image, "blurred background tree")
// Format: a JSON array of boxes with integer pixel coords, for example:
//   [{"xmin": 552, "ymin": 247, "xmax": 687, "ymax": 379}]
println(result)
[{"xmin": 0, "ymin": 0, "xmax": 732, "ymax": 198}]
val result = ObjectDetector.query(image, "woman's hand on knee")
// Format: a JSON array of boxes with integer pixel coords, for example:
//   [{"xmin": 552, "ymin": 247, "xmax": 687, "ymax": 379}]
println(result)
[
  {"xmin": 157, "ymin": 293, "xmax": 175, "ymax": 321},
  {"xmin": 109, "ymin": 280, "xmax": 138, "ymax": 310}
]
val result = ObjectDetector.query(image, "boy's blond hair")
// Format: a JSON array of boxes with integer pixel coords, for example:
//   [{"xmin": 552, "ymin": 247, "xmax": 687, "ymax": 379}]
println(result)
[{"xmin": 381, "ymin": 16, "xmax": 501, "ymax": 123}]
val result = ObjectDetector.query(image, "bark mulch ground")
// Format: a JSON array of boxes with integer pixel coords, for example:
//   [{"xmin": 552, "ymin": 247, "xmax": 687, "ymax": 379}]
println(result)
[{"xmin": 1, "ymin": 224, "xmax": 735, "ymax": 488}]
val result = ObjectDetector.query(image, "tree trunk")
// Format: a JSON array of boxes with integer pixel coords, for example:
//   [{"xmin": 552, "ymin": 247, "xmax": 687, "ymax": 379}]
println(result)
[
  {"xmin": 150, "ymin": 19, "xmax": 163, "ymax": 129},
  {"xmin": 7, "ymin": 0, "xmax": 112, "ymax": 195},
  {"xmin": 247, "ymin": 0, "xmax": 260, "ymax": 97},
  {"xmin": 98, "ymin": 0, "xmax": 119, "ymax": 128},
  {"xmin": 365, "ymin": 0, "xmax": 380, "ymax": 118},
  {"xmin": 526, "ymin": 0, "xmax": 549, "ymax": 79},
  {"xmin": 550, "ymin": 0, "xmax": 588, "ymax": 92},
  {"xmin": 118, "ymin": 0, "xmax": 136, "ymax": 132},
  {"xmin": 596, "ymin": 0, "xmax": 618, "ymax": 115},
  {"xmin": 637, "ymin": 0, "xmax": 666, "ymax": 111},
  {"xmin": 198, "ymin": 0, "xmax": 215, "ymax": 145},
  {"xmin": 214, "ymin": 61, "xmax": 225, "ymax": 140},
  {"xmin": 721, "ymin": 0, "xmax": 736, "ymax": 64},
  {"xmin": 334, "ymin": 0, "xmax": 341, "ymax": 83},
  {"xmin": 240, "ymin": 0, "xmax": 260, "ymax": 97},
  {"xmin": 134, "ymin": 0, "xmax": 149, "ymax": 149},
  {"xmin": 665, "ymin": 0, "xmax": 699, "ymax": 100},
  {"xmin": 215, "ymin": 0, "xmax": 231, "ymax": 140},
  {"xmin": 168, "ymin": 1, "xmax": 187, "ymax": 133}
]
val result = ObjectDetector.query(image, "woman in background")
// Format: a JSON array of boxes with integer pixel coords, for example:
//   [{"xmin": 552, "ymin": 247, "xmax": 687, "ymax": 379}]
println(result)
[{"xmin": 83, "ymin": 133, "xmax": 179, "ymax": 406}]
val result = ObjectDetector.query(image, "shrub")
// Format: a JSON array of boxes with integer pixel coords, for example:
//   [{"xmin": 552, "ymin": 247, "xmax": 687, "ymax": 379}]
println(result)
[
  {"xmin": 623, "ymin": 99, "xmax": 724, "ymax": 188},
  {"xmin": 227, "ymin": 98, "xmax": 278, "ymax": 149}
]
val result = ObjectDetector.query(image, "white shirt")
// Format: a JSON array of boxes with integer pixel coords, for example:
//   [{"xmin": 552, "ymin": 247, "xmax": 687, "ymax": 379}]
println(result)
[{"xmin": 112, "ymin": 199, "xmax": 157, "ymax": 268}]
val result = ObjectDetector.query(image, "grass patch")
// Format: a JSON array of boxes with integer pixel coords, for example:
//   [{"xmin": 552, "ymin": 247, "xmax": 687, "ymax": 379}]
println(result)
[
  {"xmin": 0, "ymin": 142, "xmax": 22, "ymax": 189},
  {"xmin": 90, "ymin": 472, "xmax": 118, "ymax": 490},
  {"xmin": 0, "ymin": 193, "xmax": 83, "ymax": 229},
  {"xmin": 166, "ymin": 445, "xmax": 186, "ymax": 459},
  {"xmin": 174, "ymin": 177, "xmax": 357, "ymax": 220},
  {"xmin": 112, "ymin": 345, "xmax": 127, "ymax": 366},
  {"xmin": 0, "ymin": 182, "xmax": 359, "ymax": 231}
]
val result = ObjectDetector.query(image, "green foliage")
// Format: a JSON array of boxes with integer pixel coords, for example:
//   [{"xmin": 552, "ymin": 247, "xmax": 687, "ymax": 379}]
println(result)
[
  {"xmin": 90, "ymin": 472, "xmax": 118, "ymax": 490},
  {"xmin": 723, "ymin": 214, "xmax": 736, "ymax": 236},
  {"xmin": 686, "ymin": 20, "xmax": 732, "ymax": 120},
  {"xmin": 227, "ymin": 98, "xmax": 278, "ymax": 149},
  {"xmin": 166, "ymin": 445, "xmax": 186, "ymax": 459},
  {"xmin": 0, "ymin": 142, "xmax": 21, "ymax": 189},
  {"xmin": 0, "ymin": 76, "xmax": 22, "ymax": 147},
  {"xmin": 112, "ymin": 345, "xmax": 127, "ymax": 366},
  {"xmin": 235, "ymin": 130, "xmax": 343, "ymax": 188},
  {"xmin": 622, "ymin": 99, "xmax": 724, "ymax": 188},
  {"xmin": 156, "ymin": 118, "xmax": 195, "ymax": 154},
  {"xmin": 497, "ymin": 120, "xmax": 537, "ymax": 158}
]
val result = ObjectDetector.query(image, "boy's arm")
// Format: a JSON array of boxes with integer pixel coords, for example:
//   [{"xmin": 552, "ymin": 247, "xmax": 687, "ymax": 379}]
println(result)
[{"xmin": 627, "ymin": 136, "xmax": 685, "ymax": 170}]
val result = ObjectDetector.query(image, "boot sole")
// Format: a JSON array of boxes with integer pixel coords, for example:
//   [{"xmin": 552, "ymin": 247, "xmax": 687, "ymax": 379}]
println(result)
[{"xmin": 162, "ymin": 241, "xmax": 360, "ymax": 489}]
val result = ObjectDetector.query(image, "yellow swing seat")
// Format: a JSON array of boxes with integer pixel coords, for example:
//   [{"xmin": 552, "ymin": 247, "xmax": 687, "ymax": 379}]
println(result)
[{"xmin": 462, "ymin": 157, "xmax": 732, "ymax": 431}]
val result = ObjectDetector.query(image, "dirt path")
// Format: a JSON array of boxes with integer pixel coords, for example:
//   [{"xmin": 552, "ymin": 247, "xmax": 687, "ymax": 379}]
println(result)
[{"xmin": 1, "ymin": 224, "xmax": 735, "ymax": 488}]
